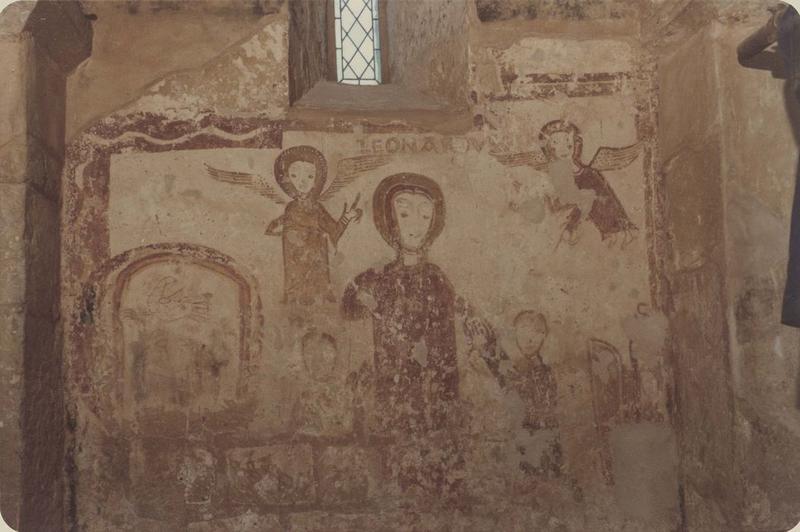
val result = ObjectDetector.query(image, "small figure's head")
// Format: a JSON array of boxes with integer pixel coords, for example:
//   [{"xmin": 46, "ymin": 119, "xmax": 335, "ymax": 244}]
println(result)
[
  {"xmin": 539, "ymin": 120, "xmax": 582, "ymax": 162},
  {"xmin": 373, "ymin": 173, "xmax": 445, "ymax": 254},
  {"xmin": 513, "ymin": 310, "xmax": 548, "ymax": 359},
  {"xmin": 274, "ymin": 145, "xmax": 327, "ymax": 200},
  {"xmin": 301, "ymin": 330, "xmax": 339, "ymax": 383}
]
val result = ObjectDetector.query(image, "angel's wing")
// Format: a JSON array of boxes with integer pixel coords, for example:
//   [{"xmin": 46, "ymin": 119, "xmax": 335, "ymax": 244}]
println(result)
[
  {"xmin": 204, "ymin": 164, "xmax": 286, "ymax": 205},
  {"xmin": 588, "ymin": 142, "xmax": 641, "ymax": 172},
  {"xmin": 489, "ymin": 150, "xmax": 549, "ymax": 170},
  {"xmin": 319, "ymin": 154, "xmax": 392, "ymax": 203}
]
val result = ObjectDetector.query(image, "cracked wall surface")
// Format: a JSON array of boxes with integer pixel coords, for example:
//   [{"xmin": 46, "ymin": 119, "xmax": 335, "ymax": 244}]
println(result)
[
  {"xmin": 1, "ymin": 0, "xmax": 799, "ymax": 531},
  {"xmin": 0, "ymin": 2, "xmax": 92, "ymax": 530},
  {"xmin": 56, "ymin": 3, "xmax": 681, "ymax": 530},
  {"xmin": 656, "ymin": 2, "xmax": 800, "ymax": 530}
]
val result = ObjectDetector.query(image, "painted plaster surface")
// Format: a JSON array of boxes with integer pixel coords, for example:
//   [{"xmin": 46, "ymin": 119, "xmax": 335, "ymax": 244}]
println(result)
[
  {"xmin": 0, "ymin": 0, "xmax": 789, "ymax": 531},
  {"xmin": 56, "ymin": 5, "xmax": 682, "ymax": 526},
  {"xmin": 67, "ymin": 1, "xmax": 283, "ymax": 138}
]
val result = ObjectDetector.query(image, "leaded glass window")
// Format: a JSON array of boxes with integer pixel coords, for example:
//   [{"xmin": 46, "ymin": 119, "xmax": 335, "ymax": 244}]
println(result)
[{"xmin": 333, "ymin": 0, "xmax": 382, "ymax": 85}]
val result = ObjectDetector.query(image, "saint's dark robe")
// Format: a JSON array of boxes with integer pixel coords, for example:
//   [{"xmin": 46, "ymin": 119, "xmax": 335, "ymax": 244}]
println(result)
[
  {"xmin": 562, "ymin": 165, "xmax": 636, "ymax": 239},
  {"xmin": 342, "ymin": 260, "xmax": 459, "ymax": 433},
  {"xmin": 278, "ymin": 199, "xmax": 347, "ymax": 305},
  {"xmin": 509, "ymin": 358, "xmax": 558, "ymax": 431}
]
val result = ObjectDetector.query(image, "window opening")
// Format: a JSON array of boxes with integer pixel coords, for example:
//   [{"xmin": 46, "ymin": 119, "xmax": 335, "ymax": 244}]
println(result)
[{"xmin": 333, "ymin": 0, "xmax": 382, "ymax": 85}]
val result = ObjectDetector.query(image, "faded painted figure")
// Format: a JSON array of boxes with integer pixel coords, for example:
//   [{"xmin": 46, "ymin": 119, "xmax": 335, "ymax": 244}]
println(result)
[
  {"xmin": 291, "ymin": 330, "xmax": 354, "ymax": 436},
  {"xmin": 342, "ymin": 173, "xmax": 459, "ymax": 434},
  {"xmin": 266, "ymin": 146, "xmax": 362, "ymax": 304},
  {"xmin": 205, "ymin": 146, "xmax": 391, "ymax": 305},
  {"xmin": 508, "ymin": 311, "xmax": 563, "ymax": 482},
  {"xmin": 118, "ymin": 267, "xmax": 243, "ymax": 416},
  {"xmin": 510, "ymin": 311, "xmax": 558, "ymax": 431},
  {"xmin": 493, "ymin": 120, "xmax": 640, "ymax": 247}
]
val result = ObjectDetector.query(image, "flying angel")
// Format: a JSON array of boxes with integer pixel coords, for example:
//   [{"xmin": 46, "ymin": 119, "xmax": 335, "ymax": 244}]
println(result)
[
  {"xmin": 205, "ymin": 146, "xmax": 391, "ymax": 305},
  {"xmin": 491, "ymin": 120, "xmax": 641, "ymax": 247}
]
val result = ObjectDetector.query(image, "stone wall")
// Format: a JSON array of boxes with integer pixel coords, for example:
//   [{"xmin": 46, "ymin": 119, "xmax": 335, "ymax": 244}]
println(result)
[
  {"xmin": 288, "ymin": 0, "xmax": 326, "ymax": 103},
  {"xmin": 66, "ymin": 1, "xmax": 278, "ymax": 139},
  {"xmin": 386, "ymin": 0, "xmax": 470, "ymax": 108},
  {"xmin": 658, "ymin": 25, "xmax": 738, "ymax": 532},
  {"xmin": 716, "ymin": 16, "xmax": 800, "ymax": 532},
  {"xmin": 0, "ymin": 8, "xmax": 31, "ymax": 526},
  {"xmin": 0, "ymin": 1, "xmax": 91, "ymax": 530},
  {"xmin": 656, "ymin": 2, "xmax": 800, "ymax": 530}
]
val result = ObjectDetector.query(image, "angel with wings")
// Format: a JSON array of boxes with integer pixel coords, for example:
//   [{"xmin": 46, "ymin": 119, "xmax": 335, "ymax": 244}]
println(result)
[
  {"xmin": 492, "ymin": 119, "xmax": 641, "ymax": 247},
  {"xmin": 206, "ymin": 145, "xmax": 389, "ymax": 305}
]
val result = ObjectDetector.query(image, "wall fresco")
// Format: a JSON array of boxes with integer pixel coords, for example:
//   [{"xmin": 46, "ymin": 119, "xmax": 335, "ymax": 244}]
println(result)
[{"xmin": 59, "ymin": 19, "xmax": 677, "ymax": 532}]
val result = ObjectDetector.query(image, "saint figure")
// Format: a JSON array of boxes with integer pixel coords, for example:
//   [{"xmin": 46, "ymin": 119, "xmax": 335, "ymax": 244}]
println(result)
[{"xmin": 342, "ymin": 173, "xmax": 459, "ymax": 434}]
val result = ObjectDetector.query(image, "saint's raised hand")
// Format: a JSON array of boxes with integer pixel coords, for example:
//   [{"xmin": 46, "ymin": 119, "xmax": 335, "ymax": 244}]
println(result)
[{"xmin": 342, "ymin": 192, "xmax": 363, "ymax": 224}]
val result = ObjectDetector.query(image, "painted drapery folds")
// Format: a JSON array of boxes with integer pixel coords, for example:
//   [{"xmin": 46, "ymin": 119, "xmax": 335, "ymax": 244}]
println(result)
[{"xmin": 343, "ymin": 173, "xmax": 458, "ymax": 435}]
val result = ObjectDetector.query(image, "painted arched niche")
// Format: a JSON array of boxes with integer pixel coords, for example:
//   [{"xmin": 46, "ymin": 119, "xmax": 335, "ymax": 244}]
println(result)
[
  {"xmin": 115, "ymin": 253, "xmax": 252, "ymax": 417},
  {"xmin": 77, "ymin": 244, "xmax": 261, "ymax": 432}
]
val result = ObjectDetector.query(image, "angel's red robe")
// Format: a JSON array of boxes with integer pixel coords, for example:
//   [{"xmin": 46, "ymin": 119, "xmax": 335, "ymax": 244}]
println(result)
[{"xmin": 562, "ymin": 165, "xmax": 636, "ymax": 239}]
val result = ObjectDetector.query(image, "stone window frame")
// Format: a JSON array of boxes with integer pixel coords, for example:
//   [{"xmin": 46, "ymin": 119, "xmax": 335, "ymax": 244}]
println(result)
[{"xmin": 288, "ymin": 0, "xmax": 471, "ymax": 124}]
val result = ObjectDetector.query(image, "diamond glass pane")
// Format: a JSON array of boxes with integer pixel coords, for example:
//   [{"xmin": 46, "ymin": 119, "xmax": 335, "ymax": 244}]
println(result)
[{"xmin": 334, "ymin": 0, "xmax": 382, "ymax": 85}]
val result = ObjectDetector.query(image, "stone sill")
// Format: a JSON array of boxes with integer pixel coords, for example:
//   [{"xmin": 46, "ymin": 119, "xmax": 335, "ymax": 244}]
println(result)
[{"xmin": 288, "ymin": 81, "xmax": 472, "ymax": 134}]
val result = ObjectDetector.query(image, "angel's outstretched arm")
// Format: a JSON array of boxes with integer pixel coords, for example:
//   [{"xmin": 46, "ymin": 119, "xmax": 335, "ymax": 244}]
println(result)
[
  {"xmin": 317, "ymin": 204, "xmax": 348, "ymax": 246},
  {"xmin": 312, "ymin": 194, "xmax": 360, "ymax": 247}
]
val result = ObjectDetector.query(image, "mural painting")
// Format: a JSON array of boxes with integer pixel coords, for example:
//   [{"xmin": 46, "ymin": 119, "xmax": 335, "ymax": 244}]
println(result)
[
  {"xmin": 290, "ymin": 329, "xmax": 354, "ymax": 436},
  {"xmin": 58, "ymin": 33, "xmax": 674, "ymax": 528},
  {"xmin": 206, "ymin": 146, "xmax": 390, "ymax": 305},
  {"xmin": 342, "ymin": 173, "xmax": 458, "ymax": 434},
  {"xmin": 66, "ymin": 243, "xmax": 265, "ymax": 526},
  {"xmin": 461, "ymin": 314, "xmax": 518, "ymax": 436},
  {"xmin": 492, "ymin": 119, "xmax": 641, "ymax": 249},
  {"xmin": 509, "ymin": 311, "xmax": 558, "ymax": 431},
  {"xmin": 461, "ymin": 310, "xmax": 566, "ymax": 493},
  {"xmin": 507, "ymin": 311, "xmax": 563, "ymax": 484},
  {"xmin": 117, "ymin": 257, "xmax": 248, "ymax": 419}
]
